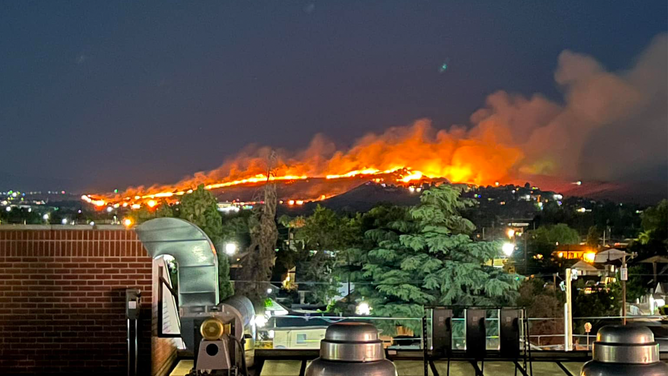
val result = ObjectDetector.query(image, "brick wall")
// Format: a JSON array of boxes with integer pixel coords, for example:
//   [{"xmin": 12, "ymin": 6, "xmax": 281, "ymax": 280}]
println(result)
[{"xmin": 0, "ymin": 226, "xmax": 177, "ymax": 375}]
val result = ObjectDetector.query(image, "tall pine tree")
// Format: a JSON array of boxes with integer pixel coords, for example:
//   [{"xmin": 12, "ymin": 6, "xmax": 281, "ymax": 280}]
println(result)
[{"xmin": 348, "ymin": 185, "xmax": 520, "ymax": 332}]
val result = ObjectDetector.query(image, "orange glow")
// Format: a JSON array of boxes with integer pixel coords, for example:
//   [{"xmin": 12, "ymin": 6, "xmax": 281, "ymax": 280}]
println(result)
[
  {"xmin": 122, "ymin": 218, "xmax": 133, "ymax": 227},
  {"xmin": 82, "ymin": 121, "xmax": 523, "ymax": 207},
  {"xmin": 583, "ymin": 252, "xmax": 596, "ymax": 263},
  {"xmin": 147, "ymin": 200, "xmax": 157, "ymax": 208},
  {"xmin": 401, "ymin": 170, "xmax": 423, "ymax": 183}
]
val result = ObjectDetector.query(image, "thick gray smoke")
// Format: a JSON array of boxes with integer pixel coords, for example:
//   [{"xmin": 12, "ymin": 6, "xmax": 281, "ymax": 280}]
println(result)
[{"xmin": 471, "ymin": 33, "xmax": 667, "ymax": 182}]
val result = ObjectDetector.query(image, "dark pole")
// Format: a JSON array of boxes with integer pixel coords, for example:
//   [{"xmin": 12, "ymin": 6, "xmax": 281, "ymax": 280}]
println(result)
[{"xmin": 524, "ymin": 234, "xmax": 528, "ymax": 275}]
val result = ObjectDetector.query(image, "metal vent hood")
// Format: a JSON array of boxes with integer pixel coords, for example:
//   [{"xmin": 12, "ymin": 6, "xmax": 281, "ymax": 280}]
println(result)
[{"xmin": 136, "ymin": 218, "xmax": 219, "ymax": 307}]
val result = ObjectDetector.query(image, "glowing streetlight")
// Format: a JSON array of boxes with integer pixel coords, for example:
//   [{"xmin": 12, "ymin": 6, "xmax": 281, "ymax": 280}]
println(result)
[
  {"xmin": 147, "ymin": 200, "xmax": 157, "ymax": 208},
  {"xmin": 123, "ymin": 218, "xmax": 133, "ymax": 227},
  {"xmin": 583, "ymin": 252, "xmax": 596, "ymax": 263},
  {"xmin": 225, "ymin": 242, "xmax": 238, "ymax": 256},
  {"xmin": 254, "ymin": 315, "xmax": 268, "ymax": 328},
  {"xmin": 266, "ymin": 288, "xmax": 273, "ymax": 294},
  {"xmin": 61, "ymin": 218, "xmax": 68, "ymax": 225},
  {"xmin": 506, "ymin": 229, "xmax": 515, "ymax": 238},
  {"xmin": 356, "ymin": 302, "xmax": 371, "ymax": 316},
  {"xmin": 502, "ymin": 242, "xmax": 515, "ymax": 257},
  {"xmin": 42, "ymin": 213, "xmax": 50, "ymax": 221}
]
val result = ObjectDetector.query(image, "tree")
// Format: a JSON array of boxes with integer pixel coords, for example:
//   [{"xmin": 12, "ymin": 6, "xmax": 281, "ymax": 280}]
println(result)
[
  {"xmin": 179, "ymin": 184, "xmax": 234, "ymax": 301},
  {"xmin": 527, "ymin": 224, "xmax": 580, "ymax": 256},
  {"xmin": 586, "ymin": 226, "xmax": 601, "ymax": 249},
  {"xmin": 640, "ymin": 200, "xmax": 668, "ymax": 249},
  {"xmin": 349, "ymin": 185, "xmax": 521, "ymax": 333},
  {"xmin": 573, "ymin": 280, "xmax": 622, "ymax": 335},
  {"xmin": 516, "ymin": 278, "xmax": 563, "ymax": 346},
  {"xmin": 293, "ymin": 205, "xmax": 358, "ymax": 305},
  {"xmin": 126, "ymin": 200, "xmax": 173, "ymax": 225},
  {"xmin": 237, "ymin": 179, "xmax": 279, "ymax": 303}
]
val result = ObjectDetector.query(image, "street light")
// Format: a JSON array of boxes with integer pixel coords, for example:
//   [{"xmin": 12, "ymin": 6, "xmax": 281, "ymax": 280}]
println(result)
[
  {"xmin": 254, "ymin": 315, "xmax": 268, "ymax": 328},
  {"xmin": 356, "ymin": 302, "xmax": 371, "ymax": 316},
  {"xmin": 224, "ymin": 242, "xmax": 238, "ymax": 256},
  {"xmin": 502, "ymin": 242, "xmax": 515, "ymax": 257},
  {"xmin": 506, "ymin": 229, "xmax": 515, "ymax": 238}
]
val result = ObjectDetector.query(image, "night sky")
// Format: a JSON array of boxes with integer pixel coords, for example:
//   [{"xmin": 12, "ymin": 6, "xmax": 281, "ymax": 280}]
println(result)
[{"xmin": 1, "ymin": 1, "xmax": 666, "ymax": 192}]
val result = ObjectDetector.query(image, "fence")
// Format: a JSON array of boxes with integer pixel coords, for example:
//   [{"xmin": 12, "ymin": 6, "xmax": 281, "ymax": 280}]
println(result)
[{"xmin": 254, "ymin": 313, "xmax": 668, "ymax": 352}]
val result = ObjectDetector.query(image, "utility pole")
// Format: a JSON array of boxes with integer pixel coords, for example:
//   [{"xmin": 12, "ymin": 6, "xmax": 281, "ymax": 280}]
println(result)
[
  {"xmin": 621, "ymin": 253, "xmax": 628, "ymax": 325},
  {"xmin": 524, "ymin": 234, "xmax": 528, "ymax": 275},
  {"xmin": 565, "ymin": 268, "xmax": 573, "ymax": 351}
]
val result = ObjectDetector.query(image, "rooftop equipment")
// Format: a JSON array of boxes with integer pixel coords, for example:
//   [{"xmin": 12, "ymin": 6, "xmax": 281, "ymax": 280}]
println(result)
[
  {"xmin": 581, "ymin": 325, "xmax": 668, "ymax": 376},
  {"xmin": 136, "ymin": 218, "xmax": 256, "ymax": 375},
  {"xmin": 305, "ymin": 322, "xmax": 397, "ymax": 376}
]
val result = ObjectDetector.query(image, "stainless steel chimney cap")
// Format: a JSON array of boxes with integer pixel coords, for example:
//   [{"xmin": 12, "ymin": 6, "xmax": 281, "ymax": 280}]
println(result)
[
  {"xmin": 306, "ymin": 322, "xmax": 397, "ymax": 376},
  {"xmin": 325, "ymin": 321, "xmax": 380, "ymax": 342},
  {"xmin": 592, "ymin": 325, "xmax": 660, "ymax": 364},
  {"xmin": 597, "ymin": 325, "xmax": 655, "ymax": 345},
  {"xmin": 320, "ymin": 322, "xmax": 385, "ymax": 362}
]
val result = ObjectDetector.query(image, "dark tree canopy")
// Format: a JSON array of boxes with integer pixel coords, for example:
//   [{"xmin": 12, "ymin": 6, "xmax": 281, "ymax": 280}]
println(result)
[{"xmin": 346, "ymin": 185, "xmax": 521, "ymax": 332}]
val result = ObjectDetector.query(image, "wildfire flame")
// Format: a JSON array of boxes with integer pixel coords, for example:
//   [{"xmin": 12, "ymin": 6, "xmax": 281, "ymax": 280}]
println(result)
[{"xmin": 84, "ymin": 121, "xmax": 523, "ymax": 208}]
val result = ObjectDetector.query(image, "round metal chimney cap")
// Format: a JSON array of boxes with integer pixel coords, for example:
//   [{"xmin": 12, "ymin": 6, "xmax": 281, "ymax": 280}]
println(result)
[
  {"xmin": 592, "ymin": 325, "xmax": 660, "ymax": 364},
  {"xmin": 320, "ymin": 322, "xmax": 385, "ymax": 362},
  {"xmin": 325, "ymin": 322, "xmax": 379, "ymax": 342},
  {"xmin": 596, "ymin": 325, "xmax": 654, "ymax": 344}
]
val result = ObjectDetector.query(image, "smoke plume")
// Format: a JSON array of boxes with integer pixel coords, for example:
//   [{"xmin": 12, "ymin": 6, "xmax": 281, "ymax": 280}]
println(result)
[{"xmin": 117, "ymin": 34, "xmax": 667, "ymax": 198}]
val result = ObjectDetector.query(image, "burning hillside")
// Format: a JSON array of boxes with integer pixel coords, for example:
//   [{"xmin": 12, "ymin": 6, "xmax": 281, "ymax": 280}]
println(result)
[
  {"xmin": 83, "ymin": 34, "xmax": 666, "ymax": 209},
  {"xmin": 82, "ymin": 121, "xmax": 519, "ymax": 208}
]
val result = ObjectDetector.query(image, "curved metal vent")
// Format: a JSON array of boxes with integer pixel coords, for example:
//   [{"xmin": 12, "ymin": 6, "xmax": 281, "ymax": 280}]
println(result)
[{"xmin": 136, "ymin": 218, "xmax": 219, "ymax": 307}]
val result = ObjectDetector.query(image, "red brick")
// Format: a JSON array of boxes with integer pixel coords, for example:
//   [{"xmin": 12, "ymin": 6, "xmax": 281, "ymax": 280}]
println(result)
[{"xmin": 0, "ymin": 227, "xmax": 173, "ymax": 374}]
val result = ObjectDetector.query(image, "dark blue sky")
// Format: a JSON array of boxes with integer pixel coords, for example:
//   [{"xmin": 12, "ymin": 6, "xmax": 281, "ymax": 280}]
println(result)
[{"xmin": 1, "ymin": 1, "xmax": 666, "ymax": 191}]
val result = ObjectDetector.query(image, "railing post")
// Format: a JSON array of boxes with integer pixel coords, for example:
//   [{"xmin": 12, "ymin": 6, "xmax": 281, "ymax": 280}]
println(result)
[{"xmin": 564, "ymin": 268, "xmax": 573, "ymax": 351}]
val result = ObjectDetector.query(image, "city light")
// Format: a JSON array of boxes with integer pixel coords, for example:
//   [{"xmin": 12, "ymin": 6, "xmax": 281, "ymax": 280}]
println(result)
[
  {"xmin": 5, "ymin": 206, "xmax": 11, "ymax": 212},
  {"xmin": 42, "ymin": 213, "xmax": 49, "ymax": 221},
  {"xmin": 224, "ymin": 242, "xmax": 238, "ymax": 256},
  {"xmin": 506, "ymin": 229, "xmax": 515, "ymax": 238},
  {"xmin": 502, "ymin": 242, "xmax": 515, "ymax": 257},
  {"xmin": 61, "ymin": 218, "xmax": 68, "ymax": 225},
  {"xmin": 123, "ymin": 218, "xmax": 133, "ymax": 227},
  {"xmin": 147, "ymin": 200, "xmax": 157, "ymax": 208},
  {"xmin": 356, "ymin": 302, "xmax": 371, "ymax": 316},
  {"xmin": 583, "ymin": 252, "xmax": 596, "ymax": 263},
  {"xmin": 254, "ymin": 315, "xmax": 268, "ymax": 328},
  {"xmin": 266, "ymin": 288, "xmax": 272, "ymax": 294}
]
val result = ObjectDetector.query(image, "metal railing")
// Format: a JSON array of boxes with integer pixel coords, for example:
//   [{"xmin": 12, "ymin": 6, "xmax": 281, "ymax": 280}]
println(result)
[{"xmin": 255, "ymin": 313, "xmax": 668, "ymax": 352}]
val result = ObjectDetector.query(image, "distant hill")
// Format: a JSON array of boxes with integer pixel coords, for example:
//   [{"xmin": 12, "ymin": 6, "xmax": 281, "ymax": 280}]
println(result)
[
  {"xmin": 512, "ymin": 175, "xmax": 667, "ymax": 205},
  {"xmin": 277, "ymin": 182, "xmax": 422, "ymax": 215}
]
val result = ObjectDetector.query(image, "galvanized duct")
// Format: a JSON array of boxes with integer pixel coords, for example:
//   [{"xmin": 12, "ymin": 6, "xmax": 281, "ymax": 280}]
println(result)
[{"xmin": 135, "ymin": 218, "xmax": 219, "ymax": 307}]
